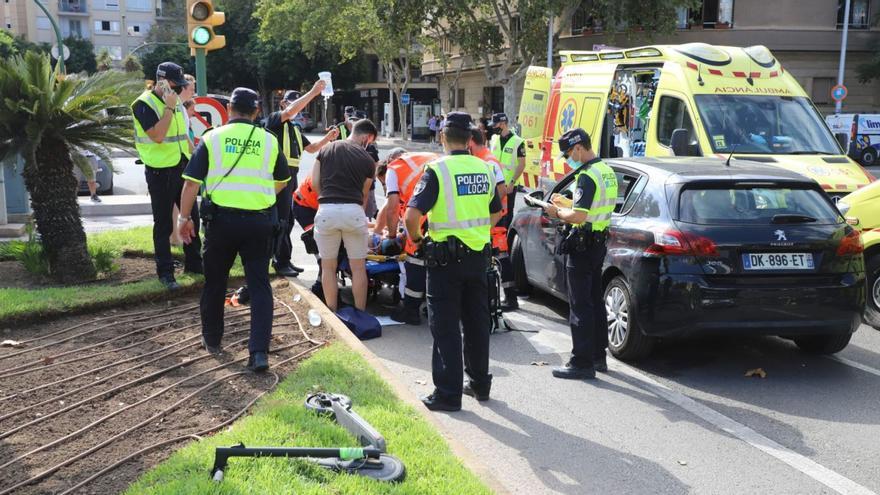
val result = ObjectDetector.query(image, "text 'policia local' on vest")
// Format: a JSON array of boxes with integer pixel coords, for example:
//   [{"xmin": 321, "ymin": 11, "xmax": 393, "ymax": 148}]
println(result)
[
  {"xmin": 426, "ymin": 155, "xmax": 495, "ymax": 251},
  {"xmin": 132, "ymin": 90, "xmax": 190, "ymax": 167},
  {"xmin": 195, "ymin": 123, "xmax": 280, "ymax": 211}
]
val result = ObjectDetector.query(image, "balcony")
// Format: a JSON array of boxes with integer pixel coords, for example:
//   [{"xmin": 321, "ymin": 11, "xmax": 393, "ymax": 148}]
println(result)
[{"xmin": 58, "ymin": 0, "xmax": 88, "ymax": 15}]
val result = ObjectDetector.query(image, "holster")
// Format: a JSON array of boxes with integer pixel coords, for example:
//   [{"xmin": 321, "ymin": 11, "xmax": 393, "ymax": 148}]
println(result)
[
  {"xmin": 556, "ymin": 225, "xmax": 603, "ymax": 255},
  {"xmin": 201, "ymin": 197, "xmax": 217, "ymax": 223}
]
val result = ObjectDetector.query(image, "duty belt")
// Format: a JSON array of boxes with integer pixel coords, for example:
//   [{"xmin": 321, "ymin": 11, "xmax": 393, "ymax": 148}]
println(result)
[{"xmin": 215, "ymin": 205, "xmax": 271, "ymax": 216}]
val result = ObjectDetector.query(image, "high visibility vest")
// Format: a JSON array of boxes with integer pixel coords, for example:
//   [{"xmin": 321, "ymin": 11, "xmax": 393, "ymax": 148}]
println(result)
[
  {"xmin": 131, "ymin": 90, "xmax": 190, "ymax": 168},
  {"xmin": 425, "ymin": 155, "xmax": 495, "ymax": 252},
  {"xmin": 337, "ymin": 124, "xmax": 348, "ymax": 141},
  {"xmin": 388, "ymin": 152, "xmax": 439, "ymax": 215},
  {"xmin": 573, "ymin": 160, "xmax": 618, "ymax": 232},
  {"xmin": 201, "ymin": 123, "xmax": 280, "ymax": 210},
  {"xmin": 489, "ymin": 132, "xmax": 524, "ymax": 184},
  {"xmin": 293, "ymin": 175, "xmax": 319, "ymax": 210},
  {"xmin": 388, "ymin": 152, "xmax": 439, "ymax": 257},
  {"xmin": 472, "ymin": 147, "xmax": 508, "ymax": 216},
  {"xmin": 282, "ymin": 121, "xmax": 305, "ymax": 168}
]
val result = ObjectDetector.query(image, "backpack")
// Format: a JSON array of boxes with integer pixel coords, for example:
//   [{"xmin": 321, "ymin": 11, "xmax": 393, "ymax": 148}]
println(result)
[{"xmin": 335, "ymin": 307, "xmax": 382, "ymax": 340}]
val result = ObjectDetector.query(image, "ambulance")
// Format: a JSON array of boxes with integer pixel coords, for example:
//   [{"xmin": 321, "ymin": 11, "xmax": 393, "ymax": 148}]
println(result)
[{"xmin": 517, "ymin": 43, "xmax": 874, "ymax": 201}]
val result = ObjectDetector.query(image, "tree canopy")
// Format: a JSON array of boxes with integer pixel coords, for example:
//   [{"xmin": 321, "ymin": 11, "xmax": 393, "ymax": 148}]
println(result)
[
  {"xmin": 427, "ymin": 0, "xmax": 698, "ymax": 113},
  {"xmin": 257, "ymin": 0, "xmax": 429, "ymax": 136}
]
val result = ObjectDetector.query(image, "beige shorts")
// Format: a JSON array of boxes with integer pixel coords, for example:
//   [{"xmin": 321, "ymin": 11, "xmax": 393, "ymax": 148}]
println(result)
[{"xmin": 314, "ymin": 203, "xmax": 369, "ymax": 260}]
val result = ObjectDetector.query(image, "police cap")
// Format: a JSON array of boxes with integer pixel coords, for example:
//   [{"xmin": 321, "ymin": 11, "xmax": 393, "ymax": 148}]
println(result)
[
  {"xmin": 282, "ymin": 90, "xmax": 301, "ymax": 101},
  {"xmin": 442, "ymin": 111, "xmax": 476, "ymax": 131},
  {"xmin": 490, "ymin": 112, "xmax": 508, "ymax": 127},
  {"xmin": 344, "ymin": 106, "xmax": 356, "ymax": 115},
  {"xmin": 156, "ymin": 62, "xmax": 188, "ymax": 87},
  {"xmin": 230, "ymin": 87, "xmax": 260, "ymax": 111},
  {"xmin": 558, "ymin": 128, "xmax": 591, "ymax": 157}
]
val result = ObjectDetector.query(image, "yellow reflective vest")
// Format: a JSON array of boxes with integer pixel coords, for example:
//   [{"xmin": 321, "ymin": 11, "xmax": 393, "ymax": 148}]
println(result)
[
  {"xmin": 490, "ymin": 132, "xmax": 524, "ymax": 185},
  {"xmin": 131, "ymin": 90, "xmax": 189, "ymax": 168},
  {"xmin": 197, "ymin": 123, "xmax": 282, "ymax": 211},
  {"xmin": 282, "ymin": 121, "xmax": 305, "ymax": 168},
  {"xmin": 572, "ymin": 160, "xmax": 618, "ymax": 231},
  {"xmin": 425, "ymin": 154, "xmax": 495, "ymax": 251}
]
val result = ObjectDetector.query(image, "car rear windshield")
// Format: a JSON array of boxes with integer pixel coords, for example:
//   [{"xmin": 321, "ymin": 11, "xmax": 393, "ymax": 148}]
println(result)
[{"xmin": 678, "ymin": 184, "xmax": 842, "ymax": 225}]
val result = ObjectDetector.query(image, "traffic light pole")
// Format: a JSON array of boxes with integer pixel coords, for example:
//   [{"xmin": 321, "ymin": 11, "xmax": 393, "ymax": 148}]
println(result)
[{"xmin": 195, "ymin": 48, "xmax": 207, "ymax": 97}]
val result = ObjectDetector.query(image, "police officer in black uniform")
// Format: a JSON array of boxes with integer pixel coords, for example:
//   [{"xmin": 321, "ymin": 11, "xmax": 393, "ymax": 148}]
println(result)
[
  {"xmin": 179, "ymin": 88, "xmax": 291, "ymax": 372},
  {"xmin": 405, "ymin": 112, "xmax": 504, "ymax": 411},
  {"xmin": 263, "ymin": 85, "xmax": 336, "ymax": 277},
  {"xmin": 542, "ymin": 129, "xmax": 618, "ymax": 380}
]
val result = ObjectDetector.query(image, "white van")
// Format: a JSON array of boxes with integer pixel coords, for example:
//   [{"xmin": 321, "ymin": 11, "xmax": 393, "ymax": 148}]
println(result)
[{"xmin": 825, "ymin": 113, "xmax": 880, "ymax": 166}]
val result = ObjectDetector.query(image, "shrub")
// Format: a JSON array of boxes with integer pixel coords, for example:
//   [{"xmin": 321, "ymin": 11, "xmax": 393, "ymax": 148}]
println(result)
[{"xmin": 89, "ymin": 245, "xmax": 119, "ymax": 276}]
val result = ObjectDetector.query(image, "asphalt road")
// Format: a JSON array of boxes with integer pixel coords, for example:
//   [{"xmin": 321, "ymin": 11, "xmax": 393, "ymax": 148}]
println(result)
[{"xmin": 285, "ymin": 143, "xmax": 880, "ymax": 495}]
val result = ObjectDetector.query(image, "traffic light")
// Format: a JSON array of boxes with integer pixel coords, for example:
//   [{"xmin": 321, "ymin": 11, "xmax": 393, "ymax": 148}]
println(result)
[{"xmin": 187, "ymin": 0, "xmax": 225, "ymax": 53}]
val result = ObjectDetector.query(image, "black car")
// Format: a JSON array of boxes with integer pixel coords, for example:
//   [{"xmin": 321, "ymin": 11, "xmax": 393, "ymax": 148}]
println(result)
[{"xmin": 510, "ymin": 158, "xmax": 865, "ymax": 360}]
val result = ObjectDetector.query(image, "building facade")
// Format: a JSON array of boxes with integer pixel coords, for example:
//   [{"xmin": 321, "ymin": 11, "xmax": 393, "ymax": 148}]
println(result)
[
  {"xmin": 422, "ymin": 0, "xmax": 880, "ymax": 119},
  {"xmin": 2, "ymin": 0, "xmax": 180, "ymax": 62}
]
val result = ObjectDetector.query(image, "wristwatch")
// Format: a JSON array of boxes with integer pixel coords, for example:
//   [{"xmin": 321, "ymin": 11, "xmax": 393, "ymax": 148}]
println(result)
[{"xmin": 177, "ymin": 215, "xmax": 192, "ymax": 224}]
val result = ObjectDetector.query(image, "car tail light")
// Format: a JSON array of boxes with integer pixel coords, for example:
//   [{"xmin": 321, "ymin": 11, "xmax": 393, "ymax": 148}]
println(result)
[
  {"xmin": 836, "ymin": 229, "xmax": 863, "ymax": 256},
  {"xmin": 646, "ymin": 230, "xmax": 719, "ymax": 256}
]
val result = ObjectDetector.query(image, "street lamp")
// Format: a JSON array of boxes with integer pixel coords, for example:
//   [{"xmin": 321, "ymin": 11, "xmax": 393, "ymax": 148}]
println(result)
[
  {"xmin": 836, "ymin": 0, "xmax": 852, "ymax": 114},
  {"xmin": 32, "ymin": 0, "xmax": 65, "ymax": 73}
]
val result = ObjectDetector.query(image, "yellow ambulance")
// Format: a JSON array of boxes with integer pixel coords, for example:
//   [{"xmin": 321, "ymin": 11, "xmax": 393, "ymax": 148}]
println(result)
[{"xmin": 517, "ymin": 43, "xmax": 874, "ymax": 200}]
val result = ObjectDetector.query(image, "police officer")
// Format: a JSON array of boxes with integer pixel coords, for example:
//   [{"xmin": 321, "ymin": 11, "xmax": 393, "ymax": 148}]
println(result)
[
  {"xmin": 131, "ymin": 62, "xmax": 202, "ymax": 290},
  {"xmin": 178, "ymin": 88, "xmax": 291, "ymax": 373},
  {"xmin": 488, "ymin": 112, "xmax": 526, "ymax": 309},
  {"xmin": 263, "ymin": 85, "xmax": 337, "ymax": 277},
  {"xmin": 542, "ymin": 129, "xmax": 617, "ymax": 380},
  {"xmin": 335, "ymin": 106, "xmax": 356, "ymax": 141},
  {"xmin": 405, "ymin": 112, "xmax": 504, "ymax": 411}
]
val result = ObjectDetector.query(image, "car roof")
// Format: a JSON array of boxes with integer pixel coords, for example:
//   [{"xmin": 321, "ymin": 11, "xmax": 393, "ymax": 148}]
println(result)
[{"xmin": 607, "ymin": 157, "xmax": 816, "ymax": 184}]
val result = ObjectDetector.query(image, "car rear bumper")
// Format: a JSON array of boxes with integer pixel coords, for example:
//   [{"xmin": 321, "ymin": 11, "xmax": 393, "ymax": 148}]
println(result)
[{"xmin": 638, "ymin": 273, "xmax": 865, "ymax": 337}]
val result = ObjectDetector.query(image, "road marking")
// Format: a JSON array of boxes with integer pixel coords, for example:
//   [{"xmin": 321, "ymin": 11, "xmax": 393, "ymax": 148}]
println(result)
[
  {"xmin": 509, "ymin": 312, "xmax": 877, "ymax": 495},
  {"xmin": 828, "ymin": 355, "xmax": 880, "ymax": 378},
  {"xmin": 610, "ymin": 360, "xmax": 877, "ymax": 495}
]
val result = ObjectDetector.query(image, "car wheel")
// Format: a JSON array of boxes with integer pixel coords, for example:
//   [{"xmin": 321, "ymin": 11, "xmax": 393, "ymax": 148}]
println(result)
[
  {"xmin": 605, "ymin": 276, "xmax": 653, "ymax": 361},
  {"xmin": 863, "ymin": 255, "xmax": 880, "ymax": 329},
  {"xmin": 862, "ymin": 148, "xmax": 877, "ymax": 167},
  {"xmin": 511, "ymin": 234, "xmax": 531, "ymax": 295},
  {"xmin": 793, "ymin": 333, "xmax": 852, "ymax": 354}
]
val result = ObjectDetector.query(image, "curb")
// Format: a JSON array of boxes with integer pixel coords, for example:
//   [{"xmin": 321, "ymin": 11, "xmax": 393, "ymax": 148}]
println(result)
[
  {"xmin": 79, "ymin": 199, "xmax": 152, "ymax": 217},
  {"xmin": 289, "ymin": 280, "xmax": 511, "ymax": 495}
]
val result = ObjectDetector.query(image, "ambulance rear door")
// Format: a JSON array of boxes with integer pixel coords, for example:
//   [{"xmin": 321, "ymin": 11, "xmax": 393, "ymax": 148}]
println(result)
[{"xmin": 518, "ymin": 66, "xmax": 553, "ymax": 190}]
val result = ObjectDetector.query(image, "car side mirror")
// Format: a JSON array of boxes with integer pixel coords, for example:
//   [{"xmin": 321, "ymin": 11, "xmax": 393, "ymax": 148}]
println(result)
[
  {"xmin": 526, "ymin": 190, "xmax": 544, "ymax": 207},
  {"xmin": 670, "ymin": 128, "xmax": 690, "ymax": 157},
  {"xmin": 835, "ymin": 133, "xmax": 848, "ymax": 150}
]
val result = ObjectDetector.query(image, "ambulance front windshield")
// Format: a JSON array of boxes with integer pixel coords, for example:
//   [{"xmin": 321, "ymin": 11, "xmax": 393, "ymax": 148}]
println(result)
[{"xmin": 694, "ymin": 95, "xmax": 841, "ymax": 155}]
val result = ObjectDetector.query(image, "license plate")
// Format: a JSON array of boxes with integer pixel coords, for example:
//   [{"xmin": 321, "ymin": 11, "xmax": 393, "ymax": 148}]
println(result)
[{"xmin": 742, "ymin": 253, "xmax": 814, "ymax": 270}]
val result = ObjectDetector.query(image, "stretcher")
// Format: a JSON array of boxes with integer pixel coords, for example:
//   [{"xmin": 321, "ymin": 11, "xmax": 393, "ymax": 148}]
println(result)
[{"xmin": 338, "ymin": 254, "xmax": 407, "ymax": 305}]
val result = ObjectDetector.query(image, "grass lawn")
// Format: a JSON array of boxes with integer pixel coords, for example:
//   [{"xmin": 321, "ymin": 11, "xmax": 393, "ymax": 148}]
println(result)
[
  {"xmin": 126, "ymin": 343, "xmax": 491, "ymax": 495},
  {"xmin": 0, "ymin": 226, "xmax": 244, "ymax": 322}
]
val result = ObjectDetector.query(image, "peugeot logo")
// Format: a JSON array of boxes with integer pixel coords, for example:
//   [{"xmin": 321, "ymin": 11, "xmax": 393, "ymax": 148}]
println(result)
[{"xmin": 774, "ymin": 230, "xmax": 787, "ymax": 241}]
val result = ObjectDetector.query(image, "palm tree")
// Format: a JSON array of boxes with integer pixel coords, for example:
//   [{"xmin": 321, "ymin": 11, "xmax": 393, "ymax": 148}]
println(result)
[{"xmin": 0, "ymin": 51, "xmax": 142, "ymax": 283}]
